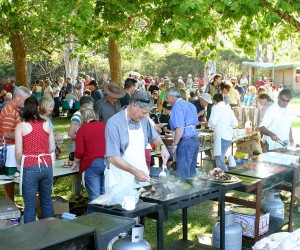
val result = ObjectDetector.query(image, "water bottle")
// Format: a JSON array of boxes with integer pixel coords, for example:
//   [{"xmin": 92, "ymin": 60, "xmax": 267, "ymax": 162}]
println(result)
[
  {"xmin": 61, "ymin": 212, "xmax": 76, "ymax": 220},
  {"xmin": 245, "ymin": 118, "xmax": 252, "ymax": 134}
]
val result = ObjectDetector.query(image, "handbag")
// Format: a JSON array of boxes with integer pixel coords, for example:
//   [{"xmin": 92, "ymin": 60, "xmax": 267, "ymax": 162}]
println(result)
[{"xmin": 0, "ymin": 137, "xmax": 7, "ymax": 168}]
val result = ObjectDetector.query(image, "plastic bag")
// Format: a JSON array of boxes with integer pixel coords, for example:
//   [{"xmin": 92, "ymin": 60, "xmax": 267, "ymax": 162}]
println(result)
[{"xmin": 90, "ymin": 184, "xmax": 139, "ymax": 206}]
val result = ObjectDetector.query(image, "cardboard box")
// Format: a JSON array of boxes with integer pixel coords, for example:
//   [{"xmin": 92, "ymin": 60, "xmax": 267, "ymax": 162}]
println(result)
[
  {"xmin": 0, "ymin": 198, "xmax": 21, "ymax": 220},
  {"xmin": 236, "ymin": 140, "xmax": 256, "ymax": 155},
  {"xmin": 37, "ymin": 196, "xmax": 69, "ymax": 218},
  {"xmin": 231, "ymin": 207, "xmax": 269, "ymax": 238}
]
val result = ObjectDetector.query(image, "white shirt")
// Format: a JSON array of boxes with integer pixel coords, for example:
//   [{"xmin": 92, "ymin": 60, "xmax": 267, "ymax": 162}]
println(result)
[
  {"xmin": 43, "ymin": 86, "xmax": 53, "ymax": 98},
  {"xmin": 53, "ymin": 86, "xmax": 61, "ymax": 98},
  {"xmin": 209, "ymin": 101, "xmax": 238, "ymax": 155},
  {"xmin": 259, "ymin": 102, "xmax": 293, "ymax": 150},
  {"xmin": 209, "ymin": 101, "xmax": 238, "ymax": 140},
  {"xmin": 240, "ymin": 77, "xmax": 248, "ymax": 86},
  {"xmin": 228, "ymin": 88, "xmax": 240, "ymax": 105}
]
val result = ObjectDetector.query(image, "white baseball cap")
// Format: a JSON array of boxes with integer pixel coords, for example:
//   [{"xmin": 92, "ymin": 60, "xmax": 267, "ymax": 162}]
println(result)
[{"xmin": 201, "ymin": 93, "xmax": 212, "ymax": 104}]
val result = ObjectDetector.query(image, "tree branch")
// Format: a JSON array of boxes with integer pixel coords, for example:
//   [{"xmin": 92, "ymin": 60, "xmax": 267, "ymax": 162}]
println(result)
[{"xmin": 273, "ymin": 9, "xmax": 300, "ymax": 32}]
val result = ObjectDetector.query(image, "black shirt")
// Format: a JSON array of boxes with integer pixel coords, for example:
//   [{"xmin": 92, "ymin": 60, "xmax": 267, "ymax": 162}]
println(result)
[{"xmin": 148, "ymin": 85, "xmax": 159, "ymax": 94}]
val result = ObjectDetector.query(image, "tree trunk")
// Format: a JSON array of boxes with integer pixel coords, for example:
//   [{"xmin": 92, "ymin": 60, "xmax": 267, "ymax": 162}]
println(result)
[
  {"xmin": 204, "ymin": 60, "xmax": 216, "ymax": 83},
  {"xmin": 9, "ymin": 32, "xmax": 29, "ymax": 87},
  {"xmin": 64, "ymin": 35, "xmax": 79, "ymax": 84},
  {"xmin": 27, "ymin": 61, "xmax": 33, "ymax": 84},
  {"xmin": 108, "ymin": 38, "xmax": 122, "ymax": 84}
]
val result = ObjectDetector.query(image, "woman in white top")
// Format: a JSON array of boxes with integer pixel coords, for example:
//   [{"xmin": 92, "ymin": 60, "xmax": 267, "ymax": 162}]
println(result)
[
  {"xmin": 43, "ymin": 79, "xmax": 53, "ymax": 99},
  {"xmin": 208, "ymin": 94, "xmax": 238, "ymax": 171}
]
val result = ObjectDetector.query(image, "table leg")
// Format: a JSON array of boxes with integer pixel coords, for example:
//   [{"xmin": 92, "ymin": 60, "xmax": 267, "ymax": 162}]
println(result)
[
  {"xmin": 288, "ymin": 168, "xmax": 297, "ymax": 232},
  {"xmin": 140, "ymin": 215, "xmax": 145, "ymax": 225},
  {"xmin": 157, "ymin": 209, "xmax": 164, "ymax": 250},
  {"xmin": 254, "ymin": 181, "xmax": 262, "ymax": 242},
  {"xmin": 219, "ymin": 188, "xmax": 225, "ymax": 250},
  {"xmin": 182, "ymin": 207, "xmax": 188, "ymax": 240}
]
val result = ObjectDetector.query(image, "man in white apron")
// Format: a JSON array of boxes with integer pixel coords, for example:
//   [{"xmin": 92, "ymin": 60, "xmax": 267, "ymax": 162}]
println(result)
[
  {"xmin": 105, "ymin": 90, "xmax": 169, "ymax": 191},
  {"xmin": 208, "ymin": 94, "xmax": 238, "ymax": 171},
  {"xmin": 259, "ymin": 89, "xmax": 294, "ymax": 151}
]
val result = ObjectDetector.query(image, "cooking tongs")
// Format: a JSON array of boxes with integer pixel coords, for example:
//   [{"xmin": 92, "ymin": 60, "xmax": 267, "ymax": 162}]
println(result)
[{"xmin": 277, "ymin": 139, "xmax": 288, "ymax": 147}]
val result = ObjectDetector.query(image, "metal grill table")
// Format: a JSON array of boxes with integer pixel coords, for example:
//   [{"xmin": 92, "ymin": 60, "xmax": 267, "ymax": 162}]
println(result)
[
  {"xmin": 139, "ymin": 179, "xmax": 226, "ymax": 249},
  {"xmin": 226, "ymin": 161, "xmax": 298, "ymax": 242},
  {"xmin": 0, "ymin": 218, "xmax": 96, "ymax": 250},
  {"xmin": 88, "ymin": 201, "xmax": 164, "ymax": 250},
  {"xmin": 69, "ymin": 212, "xmax": 136, "ymax": 250}
]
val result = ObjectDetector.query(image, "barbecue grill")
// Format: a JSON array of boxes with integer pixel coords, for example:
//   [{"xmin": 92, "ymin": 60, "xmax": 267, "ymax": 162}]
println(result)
[
  {"xmin": 89, "ymin": 177, "xmax": 227, "ymax": 249},
  {"xmin": 226, "ymin": 160, "xmax": 299, "ymax": 242},
  {"xmin": 138, "ymin": 177, "xmax": 226, "ymax": 249}
]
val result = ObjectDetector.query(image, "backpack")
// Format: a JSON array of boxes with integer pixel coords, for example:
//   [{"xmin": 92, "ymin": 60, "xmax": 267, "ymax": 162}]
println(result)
[{"xmin": 0, "ymin": 137, "xmax": 7, "ymax": 168}]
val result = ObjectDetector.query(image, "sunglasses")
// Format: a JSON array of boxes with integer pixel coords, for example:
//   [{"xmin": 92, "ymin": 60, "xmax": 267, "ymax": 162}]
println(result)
[
  {"xmin": 134, "ymin": 98, "xmax": 152, "ymax": 103},
  {"xmin": 280, "ymin": 97, "xmax": 291, "ymax": 103}
]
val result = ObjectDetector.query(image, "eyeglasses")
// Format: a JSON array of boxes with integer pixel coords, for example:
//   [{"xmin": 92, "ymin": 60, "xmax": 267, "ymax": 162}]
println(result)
[
  {"xmin": 280, "ymin": 97, "xmax": 291, "ymax": 103},
  {"xmin": 134, "ymin": 98, "xmax": 152, "ymax": 103}
]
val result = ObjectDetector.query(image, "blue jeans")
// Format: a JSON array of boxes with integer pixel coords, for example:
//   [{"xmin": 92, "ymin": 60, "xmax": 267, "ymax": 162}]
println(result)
[
  {"xmin": 176, "ymin": 138, "xmax": 200, "ymax": 178},
  {"xmin": 84, "ymin": 158, "xmax": 106, "ymax": 201},
  {"xmin": 241, "ymin": 86, "xmax": 248, "ymax": 102},
  {"xmin": 215, "ymin": 139, "xmax": 232, "ymax": 171},
  {"xmin": 22, "ymin": 165, "xmax": 54, "ymax": 224},
  {"xmin": 54, "ymin": 97, "xmax": 61, "ymax": 117}
]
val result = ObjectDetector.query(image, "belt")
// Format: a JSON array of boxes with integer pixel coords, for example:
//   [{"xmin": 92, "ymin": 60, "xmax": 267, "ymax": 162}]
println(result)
[{"xmin": 181, "ymin": 136, "xmax": 198, "ymax": 140}]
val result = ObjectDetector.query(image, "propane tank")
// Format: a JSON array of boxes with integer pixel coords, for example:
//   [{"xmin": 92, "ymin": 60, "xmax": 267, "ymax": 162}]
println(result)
[
  {"xmin": 245, "ymin": 118, "xmax": 252, "ymax": 134},
  {"xmin": 213, "ymin": 211, "xmax": 242, "ymax": 250},
  {"xmin": 261, "ymin": 189, "xmax": 284, "ymax": 219},
  {"xmin": 112, "ymin": 224, "xmax": 151, "ymax": 250}
]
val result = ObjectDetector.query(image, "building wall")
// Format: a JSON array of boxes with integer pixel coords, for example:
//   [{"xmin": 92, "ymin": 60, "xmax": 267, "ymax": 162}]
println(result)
[{"xmin": 274, "ymin": 67, "xmax": 299, "ymax": 91}]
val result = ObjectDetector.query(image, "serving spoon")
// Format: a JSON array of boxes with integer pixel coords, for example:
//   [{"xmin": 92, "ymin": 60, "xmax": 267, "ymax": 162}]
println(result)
[{"xmin": 159, "ymin": 164, "xmax": 167, "ymax": 182}]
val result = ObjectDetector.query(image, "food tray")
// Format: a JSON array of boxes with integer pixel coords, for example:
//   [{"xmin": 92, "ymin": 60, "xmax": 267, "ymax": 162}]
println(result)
[
  {"xmin": 198, "ymin": 174, "xmax": 241, "ymax": 183},
  {"xmin": 62, "ymin": 161, "xmax": 74, "ymax": 168}
]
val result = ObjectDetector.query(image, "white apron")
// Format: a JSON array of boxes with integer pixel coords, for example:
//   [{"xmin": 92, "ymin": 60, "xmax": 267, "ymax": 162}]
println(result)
[
  {"xmin": 105, "ymin": 109, "xmax": 149, "ymax": 192},
  {"xmin": 19, "ymin": 153, "xmax": 53, "ymax": 196},
  {"xmin": 213, "ymin": 130, "xmax": 222, "ymax": 156}
]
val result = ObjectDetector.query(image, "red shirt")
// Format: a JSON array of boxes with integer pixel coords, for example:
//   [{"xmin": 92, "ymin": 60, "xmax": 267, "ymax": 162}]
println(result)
[
  {"xmin": 23, "ymin": 121, "xmax": 52, "ymax": 167},
  {"xmin": 2, "ymin": 84, "xmax": 13, "ymax": 94},
  {"xmin": 75, "ymin": 121, "xmax": 106, "ymax": 173},
  {"xmin": 256, "ymin": 80, "xmax": 265, "ymax": 88}
]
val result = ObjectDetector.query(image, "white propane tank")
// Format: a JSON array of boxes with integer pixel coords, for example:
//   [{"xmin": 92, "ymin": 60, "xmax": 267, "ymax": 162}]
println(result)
[
  {"xmin": 213, "ymin": 211, "xmax": 242, "ymax": 250},
  {"xmin": 112, "ymin": 224, "xmax": 151, "ymax": 250},
  {"xmin": 261, "ymin": 189, "xmax": 284, "ymax": 219}
]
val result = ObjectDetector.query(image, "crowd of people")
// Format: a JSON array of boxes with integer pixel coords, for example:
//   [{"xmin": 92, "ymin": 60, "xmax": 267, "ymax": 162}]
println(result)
[{"xmin": 0, "ymin": 71, "xmax": 293, "ymax": 224}]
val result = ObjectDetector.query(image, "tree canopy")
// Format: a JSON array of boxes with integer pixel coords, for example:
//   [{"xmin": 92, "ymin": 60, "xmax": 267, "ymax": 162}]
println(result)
[{"xmin": 0, "ymin": 0, "xmax": 299, "ymax": 86}]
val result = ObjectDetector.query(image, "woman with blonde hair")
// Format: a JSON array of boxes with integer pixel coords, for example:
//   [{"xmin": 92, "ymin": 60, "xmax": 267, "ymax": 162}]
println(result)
[
  {"xmin": 74, "ymin": 104, "xmax": 106, "ymax": 202},
  {"xmin": 39, "ymin": 97, "xmax": 63, "ymax": 154},
  {"xmin": 244, "ymin": 86, "xmax": 257, "ymax": 107},
  {"xmin": 43, "ymin": 79, "xmax": 53, "ymax": 99}
]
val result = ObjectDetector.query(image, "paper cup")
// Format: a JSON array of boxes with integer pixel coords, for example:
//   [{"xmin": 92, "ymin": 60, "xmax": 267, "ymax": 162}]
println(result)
[
  {"xmin": 228, "ymin": 156, "xmax": 237, "ymax": 167},
  {"xmin": 122, "ymin": 196, "xmax": 136, "ymax": 211}
]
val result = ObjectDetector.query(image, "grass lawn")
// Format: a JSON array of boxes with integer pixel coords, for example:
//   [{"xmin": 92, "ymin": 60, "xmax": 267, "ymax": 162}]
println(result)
[{"xmin": 1, "ymin": 110, "xmax": 300, "ymax": 249}]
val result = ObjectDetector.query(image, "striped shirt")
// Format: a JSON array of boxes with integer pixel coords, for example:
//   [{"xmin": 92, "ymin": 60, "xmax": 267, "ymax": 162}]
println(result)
[
  {"xmin": 0, "ymin": 101, "xmax": 21, "ymax": 146},
  {"xmin": 94, "ymin": 95, "xmax": 122, "ymax": 124}
]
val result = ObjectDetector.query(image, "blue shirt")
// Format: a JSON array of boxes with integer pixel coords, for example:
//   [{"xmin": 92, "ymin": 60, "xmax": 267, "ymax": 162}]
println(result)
[
  {"xmin": 91, "ymin": 89, "xmax": 101, "ymax": 102},
  {"xmin": 170, "ymin": 98, "xmax": 198, "ymax": 137}
]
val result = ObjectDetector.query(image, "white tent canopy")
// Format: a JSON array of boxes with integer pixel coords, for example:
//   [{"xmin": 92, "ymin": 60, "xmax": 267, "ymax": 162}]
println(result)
[{"xmin": 242, "ymin": 62, "xmax": 300, "ymax": 70}]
